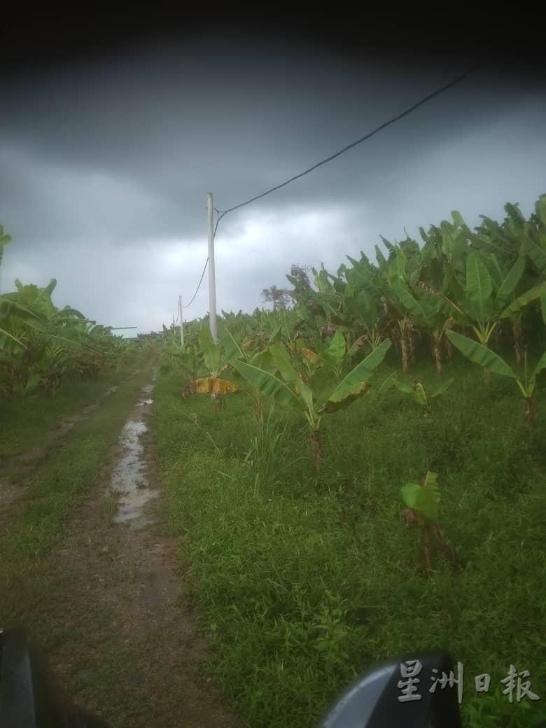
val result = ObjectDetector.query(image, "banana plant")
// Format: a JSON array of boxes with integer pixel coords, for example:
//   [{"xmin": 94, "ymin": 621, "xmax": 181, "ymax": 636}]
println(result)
[
  {"xmin": 217, "ymin": 320, "xmax": 276, "ymax": 423},
  {"xmin": 521, "ymin": 194, "xmax": 546, "ymax": 324},
  {"xmin": 436, "ymin": 251, "xmax": 544, "ymax": 346},
  {"xmin": 418, "ymin": 211, "xmax": 471, "ymax": 279},
  {"xmin": 377, "ymin": 245, "xmax": 420, "ymax": 373},
  {"xmin": 401, "ymin": 471, "xmax": 460, "ymax": 575},
  {"xmin": 299, "ymin": 329, "xmax": 349, "ymax": 381},
  {"xmin": 232, "ymin": 339, "xmax": 392, "ymax": 472},
  {"xmin": 288, "ymin": 263, "xmax": 347, "ymax": 340},
  {"xmin": 182, "ymin": 375, "xmax": 241, "ymax": 405},
  {"xmin": 183, "ymin": 321, "xmax": 277, "ymax": 417},
  {"xmin": 343, "ymin": 253, "xmax": 389, "ymax": 351},
  {"xmin": 446, "ymin": 330, "xmax": 546, "ymax": 425},
  {"xmin": 182, "ymin": 325, "xmax": 235, "ymax": 411},
  {"xmin": 11, "ymin": 371, "xmax": 41, "ymax": 399},
  {"xmin": 389, "ymin": 376, "xmax": 453, "ymax": 417},
  {"xmin": 0, "ymin": 296, "xmax": 46, "ymax": 351},
  {"xmin": 421, "ymin": 250, "xmax": 545, "ymax": 384},
  {"xmin": 0, "ymin": 282, "xmax": 115, "ymax": 396},
  {"xmin": 253, "ymin": 308, "xmax": 310, "ymax": 357},
  {"xmin": 390, "ymin": 280, "xmax": 454, "ymax": 375},
  {"xmin": 473, "ymin": 204, "xmax": 526, "ymax": 272}
]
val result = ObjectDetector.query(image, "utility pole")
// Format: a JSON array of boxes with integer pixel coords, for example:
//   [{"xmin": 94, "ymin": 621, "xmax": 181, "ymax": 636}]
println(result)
[
  {"xmin": 207, "ymin": 192, "xmax": 218, "ymax": 343},
  {"xmin": 179, "ymin": 294, "xmax": 184, "ymax": 346}
]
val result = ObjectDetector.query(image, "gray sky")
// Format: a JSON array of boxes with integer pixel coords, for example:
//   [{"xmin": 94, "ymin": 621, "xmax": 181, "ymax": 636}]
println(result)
[{"xmin": 1, "ymin": 31, "xmax": 545, "ymax": 333}]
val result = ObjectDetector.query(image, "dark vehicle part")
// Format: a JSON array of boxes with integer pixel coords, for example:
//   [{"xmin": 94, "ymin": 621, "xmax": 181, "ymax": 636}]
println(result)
[
  {"xmin": 315, "ymin": 652, "xmax": 462, "ymax": 727},
  {"xmin": 2, "ymin": 627, "xmax": 545, "ymax": 727},
  {"xmin": 0, "ymin": 627, "xmax": 109, "ymax": 727}
]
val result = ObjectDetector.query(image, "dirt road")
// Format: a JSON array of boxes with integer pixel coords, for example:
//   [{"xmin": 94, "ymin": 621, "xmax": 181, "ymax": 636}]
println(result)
[{"xmin": 3, "ymin": 373, "xmax": 240, "ymax": 728}]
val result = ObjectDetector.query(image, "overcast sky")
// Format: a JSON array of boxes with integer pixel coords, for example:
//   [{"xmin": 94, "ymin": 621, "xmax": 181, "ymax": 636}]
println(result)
[{"xmin": 1, "ymin": 30, "xmax": 545, "ymax": 333}]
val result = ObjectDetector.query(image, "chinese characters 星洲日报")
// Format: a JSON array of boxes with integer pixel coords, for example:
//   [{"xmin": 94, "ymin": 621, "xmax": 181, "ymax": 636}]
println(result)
[{"xmin": 397, "ymin": 660, "xmax": 540, "ymax": 705}]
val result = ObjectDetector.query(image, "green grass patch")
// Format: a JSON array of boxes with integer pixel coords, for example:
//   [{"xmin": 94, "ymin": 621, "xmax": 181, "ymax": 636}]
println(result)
[
  {"xmin": 0, "ymin": 359, "xmax": 156, "ymax": 609},
  {"xmin": 152, "ymin": 358, "xmax": 546, "ymax": 728},
  {"xmin": 0, "ymin": 355, "xmax": 147, "ymax": 460}
]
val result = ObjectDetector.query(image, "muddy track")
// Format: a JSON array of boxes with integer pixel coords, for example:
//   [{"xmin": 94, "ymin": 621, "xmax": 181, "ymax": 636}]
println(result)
[
  {"xmin": 20, "ymin": 373, "xmax": 241, "ymax": 728},
  {"xmin": 0, "ymin": 372, "xmax": 136, "ymax": 520}
]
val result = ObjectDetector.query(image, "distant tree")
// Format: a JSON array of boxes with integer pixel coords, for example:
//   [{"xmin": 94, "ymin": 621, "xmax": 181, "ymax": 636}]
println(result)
[
  {"xmin": 261, "ymin": 284, "xmax": 291, "ymax": 311},
  {"xmin": 289, "ymin": 264, "xmax": 312, "ymax": 291},
  {"xmin": 286, "ymin": 264, "xmax": 313, "ymax": 309}
]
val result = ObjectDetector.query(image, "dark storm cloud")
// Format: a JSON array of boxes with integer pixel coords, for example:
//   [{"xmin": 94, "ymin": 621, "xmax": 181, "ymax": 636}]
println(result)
[
  {"xmin": 0, "ymin": 29, "xmax": 545, "ymax": 330},
  {"xmin": 0, "ymin": 39, "xmax": 520, "ymax": 224}
]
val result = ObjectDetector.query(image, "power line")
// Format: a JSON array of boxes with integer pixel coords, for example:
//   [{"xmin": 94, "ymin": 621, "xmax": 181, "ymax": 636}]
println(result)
[
  {"xmin": 182, "ymin": 63, "xmax": 482, "ymax": 315},
  {"xmin": 182, "ymin": 256, "xmax": 209, "ymax": 309},
  {"xmin": 215, "ymin": 62, "xmax": 482, "ymax": 220},
  {"xmin": 182, "ymin": 207, "xmax": 224, "ymax": 310},
  {"xmin": 213, "ymin": 212, "xmax": 223, "ymax": 238}
]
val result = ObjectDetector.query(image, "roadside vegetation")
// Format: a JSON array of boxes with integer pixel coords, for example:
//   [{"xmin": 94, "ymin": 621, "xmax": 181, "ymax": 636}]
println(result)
[{"xmin": 152, "ymin": 196, "xmax": 546, "ymax": 728}]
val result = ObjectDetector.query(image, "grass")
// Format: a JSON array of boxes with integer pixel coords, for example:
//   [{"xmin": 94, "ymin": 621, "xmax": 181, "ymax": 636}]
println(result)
[
  {"xmin": 151, "ymin": 352, "xmax": 546, "ymax": 728},
  {"xmin": 0, "ymin": 353, "xmax": 168, "ymax": 728},
  {"xmin": 0, "ymin": 353, "xmax": 155, "ymax": 619},
  {"xmin": 0, "ymin": 360, "xmax": 141, "ymax": 460}
]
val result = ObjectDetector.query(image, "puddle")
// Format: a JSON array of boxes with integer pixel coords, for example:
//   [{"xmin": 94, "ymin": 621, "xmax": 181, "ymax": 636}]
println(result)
[{"xmin": 109, "ymin": 381, "xmax": 158, "ymax": 530}]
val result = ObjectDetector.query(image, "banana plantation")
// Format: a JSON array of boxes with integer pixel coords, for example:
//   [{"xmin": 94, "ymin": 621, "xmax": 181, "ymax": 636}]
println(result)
[
  {"xmin": 0, "ymin": 226, "xmax": 139, "ymax": 400},
  {"xmin": 169, "ymin": 195, "xmax": 546, "ymax": 459},
  {"xmin": 152, "ymin": 195, "xmax": 546, "ymax": 728}
]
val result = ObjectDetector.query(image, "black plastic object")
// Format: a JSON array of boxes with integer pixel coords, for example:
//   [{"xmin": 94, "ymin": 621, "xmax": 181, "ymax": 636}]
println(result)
[
  {"xmin": 315, "ymin": 652, "xmax": 463, "ymax": 728},
  {"xmin": 6, "ymin": 627, "xmax": 546, "ymax": 728},
  {"xmin": 0, "ymin": 627, "xmax": 111, "ymax": 728}
]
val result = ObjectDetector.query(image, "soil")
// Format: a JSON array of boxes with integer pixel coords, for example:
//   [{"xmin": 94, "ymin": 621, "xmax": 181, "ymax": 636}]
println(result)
[{"xmin": 2, "ymin": 373, "xmax": 241, "ymax": 728}]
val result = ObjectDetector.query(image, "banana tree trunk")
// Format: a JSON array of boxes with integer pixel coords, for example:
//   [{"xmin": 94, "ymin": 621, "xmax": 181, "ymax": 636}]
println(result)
[
  {"xmin": 443, "ymin": 319, "xmax": 455, "ymax": 359},
  {"xmin": 398, "ymin": 318, "xmax": 412, "ymax": 373},
  {"xmin": 311, "ymin": 430, "xmax": 322, "ymax": 473},
  {"xmin": 392, "ymin": 335, "xmax": 400, "ymax": 359},
  {"xmin": 409, "ymin": 328, "xmax": 416, "ymax": 364},
  {"xmin": 430, "ymin": 522, "xmax": 462, "ymax": 571},
  {"xmin": 431, "ymin": 340, "xmax": 442, "ymax": 376},
  {"xmin": 422, "ymin": 525, "xmax": 432, "ymax": 574},
  {"xmin": 512, "ymin": 318, "xmax": 523, "ymax": 366},
  {"xmin": 525, "ymin": 396, "xmax": 536, "ymax": 426},
  {"xmin": 400, "ymin": 333, "xmax": 408, "ymax": 373}
]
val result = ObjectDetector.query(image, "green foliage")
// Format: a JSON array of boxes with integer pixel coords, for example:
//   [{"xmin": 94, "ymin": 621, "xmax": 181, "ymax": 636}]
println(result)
[
  {"xmin": 401, "ymin": 471, "xmax": 440, "ymax": 521},
  {"xmin": 147, "ymin": 195, "xmax": 546, "ymax": 726},
  {"xmin": 233, "ymin": 339, "xmax": 391, "ymax": 471},
  {"xmin": 0, "ymin": 271, "xmax": 136, "ymax": 399},
  {"xmin": 153, "ymin": 359, "xmax": 546, "ymax": 728},
  {"xmin": 390, "ymin": 377, "xmax": 453, "ymax": 413},
  {"xmin": 0, "ymin": 227, "xmax": 141, "ymax": 399}
]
